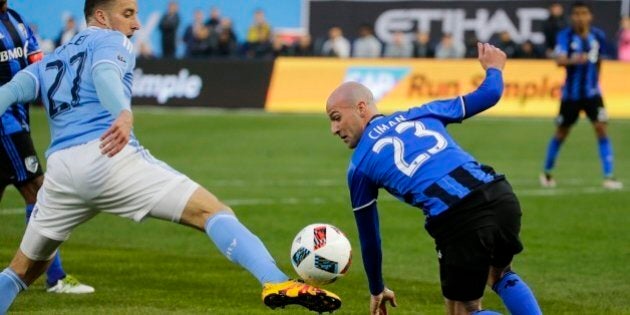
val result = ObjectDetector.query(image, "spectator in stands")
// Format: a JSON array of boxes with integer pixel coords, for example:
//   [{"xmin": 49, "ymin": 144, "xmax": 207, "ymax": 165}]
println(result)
[
  {"xmin": 543, "ymin": 2, "xmax": 567, "ymax": 58},
  {"xmin": 217, "ymin": 18, "xmax": 237, "ymax": 42},
  {"xmin": 352, "ymin": 24, "xmax": 382, "ymax": 58},
  {"xmin": 383, "ymin": 31, "xmax": 413, "ymax": 58},
  {"xmin": 55, "ymin": 16, "xmax": 78, "ymax": 47},
  {"xmin": 618, "ymin": 16, "xmax": 630, "ymax": 61},
  {"xmin": 495, "ymin": 31, "xmax": 518, "ymax": 58},
  {"xmin": 138, "ymin": 41, "xmax": 156, "ymax": 61},
  {"xmin": 246, "ymin": 9, "xmax": 273, "ymax": 58},
  {"xmin": 159, "ymin": 1, "xmax": 180, "ymax": 58},
  {"xmin": 514, "ymin": 40, "xmax": 544, "ymax": 59},
  {"xmin": 206, "ymin": 7, "xmax": 221, "ymax": 28},
  {"xmin": 412, "ymin": 31, "xmax": 434, "ymax": 58},
  {"xmin": 29, "ymin": 23, "xmax": 54, "ymax": 54},
  {"xmin": 215, "ymin": 19, "xmax": 238, "ymax": 58},
  {"xmin": 272, "ymin": 34, "xmax": 291, "ymax": 58},
  {"xmin": 292, "ymin": 34, "xmax": 314, "ymax": 56},
  {"xmin": 435, "ymin": 33, "xmax": 465, "ymax": 59},
  {"xmin": 322, "ymin": 26, "xmax": 351, "ymax": 58},
  {"xmin": 464, "ymin": 34, "xmax": 480, "ymax": 58},
  {"xmin": 183, "ymin": 9, "xmax": 215, "ymax": 58}
]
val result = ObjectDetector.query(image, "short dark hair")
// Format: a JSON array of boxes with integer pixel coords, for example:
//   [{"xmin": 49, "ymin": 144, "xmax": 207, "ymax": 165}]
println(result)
[
  {"xmin": 84, "ymin": 0, "xmax": 116, "ymax": 21},
  {"xmin": 571, "ymin": 1, "xmax": 591, "ymax": 12}
]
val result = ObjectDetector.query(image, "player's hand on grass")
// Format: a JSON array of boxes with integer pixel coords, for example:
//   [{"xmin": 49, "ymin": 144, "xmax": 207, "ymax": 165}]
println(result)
[
  {"xmin": 100, "ymin": 110, "xmax": 133, "ymax": 157},
  {"xmin": 370, "ymin": 288, "xmax": 397, "ymax": 315},
  {"xmin": 477, "ymin": 42, "xmax": 507, "ymax": 71}
]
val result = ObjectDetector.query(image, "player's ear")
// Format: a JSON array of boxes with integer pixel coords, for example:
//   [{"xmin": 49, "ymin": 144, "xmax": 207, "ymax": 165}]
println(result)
[
  {"xmin": 357, "ymin": 101, "xmax": 367, "ymax": 117},
  {"xmin": 94, "ymin": 8, "xmax": 109, "ymax": 28}
]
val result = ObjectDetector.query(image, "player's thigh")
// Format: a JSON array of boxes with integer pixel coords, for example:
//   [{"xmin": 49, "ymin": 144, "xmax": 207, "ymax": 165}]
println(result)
[
  {"xmin": 556, "ymin": 99, "xmax": 580, "ymax": 127},
  {"xmin": 487, "ymin": 187, "xmax": 524, "ymax": 269},
  {"xmin": 583, "ymin": 96, "xmax": 608, "ymax": 125},
  {"xmin": 93, "ymin": 145, "xmax": 200, "ymax": 224},
  {"xmin": 28, "ymin": 152, "xmax": 97, "ymax": 242},
  {"xmin": 436, "ymin": 230, "xmax": 490, "ymax": 302}
]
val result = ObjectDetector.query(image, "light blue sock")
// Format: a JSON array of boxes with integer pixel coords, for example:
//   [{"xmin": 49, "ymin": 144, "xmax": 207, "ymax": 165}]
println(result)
[
  {"xmin": 493, "ymin": 271, "xmax": 542, "ymax": 315},
  {"xmin": 597, "ymin": 137, "xmax": 614, "ymax": 177},
  {"xmin": 544, "ymin": 137, "xmax": 563, "ymax": 173},
  {"xmin": 25, "ymin": 204, "xmax": 66, "ymax": 287},
  {"xmin": 0, "ymin": 268, "xmax": 27, "ymax": 314},
  {"xmin": 205, "ymin": 211, "xmax": 288, "ymax": 285},
  {"xmin": 472, "ymin": 310, "xmax": 502, "ymax": 315}
]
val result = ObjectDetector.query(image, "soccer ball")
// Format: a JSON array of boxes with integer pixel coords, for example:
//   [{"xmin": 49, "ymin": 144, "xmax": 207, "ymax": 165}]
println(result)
[{"xmin": 290, "ymin": 223, "xmax": 352, "ymax": 285}]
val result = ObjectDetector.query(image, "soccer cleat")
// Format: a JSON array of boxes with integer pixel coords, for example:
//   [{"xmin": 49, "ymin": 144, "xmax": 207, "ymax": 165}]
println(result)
[
  {"xmin": 262, "ymin": 280, "xmax": 341, "ymax": 313},
  {"xmin": 46, "ymin": 275, "xmax": 95, "ymax": 294},
  {"xmin": 539, "ymin": 173, "xmax": 556, "ymax": 188},
  {"xmin": 603, "ymin": 178, "xmax": 623, "ymax": 190}
]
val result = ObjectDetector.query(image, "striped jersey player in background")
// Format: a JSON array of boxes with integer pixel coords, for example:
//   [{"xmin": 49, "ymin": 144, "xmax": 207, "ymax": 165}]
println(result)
[
  {"xmin": 0, "ymin": 0, "xmax": 341, "ymax": 313},
  {"xmin": 0, "ymin": 0, "xmax": 93, "ymax": 294},
  {"xmin": 540, "ymin": 1, "xmax": 623, "ymax": 190}
]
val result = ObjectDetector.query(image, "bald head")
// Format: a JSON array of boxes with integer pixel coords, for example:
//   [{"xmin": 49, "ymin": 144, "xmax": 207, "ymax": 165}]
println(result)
[
  {"xmin": 326, "ymin": 82, "xmax": 381, "ymax": 149},
  {"xmin": 326, "ymin": 81, "xmax": 377, "ymax": 112}
]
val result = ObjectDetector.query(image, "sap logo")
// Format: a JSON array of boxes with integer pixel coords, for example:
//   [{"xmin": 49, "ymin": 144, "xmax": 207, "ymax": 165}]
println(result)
[
  {"xmin": 0, "ymin": 47, "xmax": 25, "ymax": 62},
  {"xmin": 343, "ymin": 66, "xmax": 410, "ymax": 101},
  {"xmin": 132, "ymin": 68, "xmax": 203, "ymax": 104}
]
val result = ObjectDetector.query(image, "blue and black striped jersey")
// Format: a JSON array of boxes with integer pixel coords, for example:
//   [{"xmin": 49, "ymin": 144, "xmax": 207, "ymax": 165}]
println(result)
[
  {"xmin": 0, "ymin": 8, "xmax": 40, "ymax": 135},
  {"xmin": 555, "ymin": 27, "xmax": 607, "ymax": 101}
]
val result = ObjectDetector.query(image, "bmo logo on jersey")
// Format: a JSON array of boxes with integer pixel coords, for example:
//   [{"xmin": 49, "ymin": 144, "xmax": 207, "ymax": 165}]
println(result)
[
  {"xmin": 343, "ymin": 66, "xmax": 410, "ymax": 101},
  {"xmin": 0, "ymin": 47, "xmax": 25, "ymax": 62}
]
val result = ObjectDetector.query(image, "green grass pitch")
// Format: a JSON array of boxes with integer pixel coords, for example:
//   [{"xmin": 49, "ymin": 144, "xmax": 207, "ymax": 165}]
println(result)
[{"xmin": 1, "ymin": 108, "xmax": 629, "ymax": 314}]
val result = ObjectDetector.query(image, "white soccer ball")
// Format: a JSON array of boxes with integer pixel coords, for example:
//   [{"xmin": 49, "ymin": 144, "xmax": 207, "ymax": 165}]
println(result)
[{"xmin": 290, "ymin": 223, "xmax": 352, "ymax": 285}]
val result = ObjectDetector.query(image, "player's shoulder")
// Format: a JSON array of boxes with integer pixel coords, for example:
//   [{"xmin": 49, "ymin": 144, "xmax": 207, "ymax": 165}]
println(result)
[
  {"xmin": 6, "ymin": 8, "xmax": 26, "ymax": 21},
  {"xmin": 556, "ymin": 27, "xmax": 573, "ymax": 38},
  {"xmin": 590, "ymin": 27, "xmax": 607, "ymax": 39}
]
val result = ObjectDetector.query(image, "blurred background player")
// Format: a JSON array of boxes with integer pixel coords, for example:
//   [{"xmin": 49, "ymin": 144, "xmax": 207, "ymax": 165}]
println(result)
[
  {"xmin": 326, "ymin": 43, "xmax": 541, "ymax": 315},
  {"xmin": 0, "ymin": 0, "xmax": 340, "ymax": 313},
  {"xmin": 540, "ymin": 1, "xmax": 622, "ymax": 190},
  {"xmin": 0, "ymin": 0, "xmax": 93, "ymax": 294}
]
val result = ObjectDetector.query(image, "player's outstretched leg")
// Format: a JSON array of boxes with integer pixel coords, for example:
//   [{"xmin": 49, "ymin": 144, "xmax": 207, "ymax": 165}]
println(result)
[
  {"xmin": 24, "ymin": 204, "xmax": 94, "ymax": 294},
  {"xmin": 492, "ymin": 271, "xmax": 542, "ymax": 315},
  {"xmin": 178, "ymin": 187, "xmax": 342, "ymax": 313}
]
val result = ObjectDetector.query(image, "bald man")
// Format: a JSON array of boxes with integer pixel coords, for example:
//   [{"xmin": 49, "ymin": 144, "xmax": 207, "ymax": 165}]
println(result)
[{"xmin": 326, "ymin": 43, "xmax": 542, "ymax": 315}]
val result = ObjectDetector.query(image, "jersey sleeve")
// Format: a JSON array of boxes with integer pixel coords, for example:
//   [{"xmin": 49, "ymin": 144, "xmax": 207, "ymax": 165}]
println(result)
[
  {"xmin": 554, "ymin": 30, "xmax": 569, "ymax": 56},
  {"xmin": 408, "ymin": 96, "xmax": 465, "ymax": 124},
  {"xmin": 347, "ymin": 162, "xmax": 379, "ymax": 211},
  {"xmin": 24, "ymin": 23, "xmax": 40, "ymax": 54},
  {"xmin": 91, "ymin": 31, "xmax": 135, "ymax": 78},
  {"xmin": 593, "ymin": 28, "xmax": 609, "ymax": 57}
]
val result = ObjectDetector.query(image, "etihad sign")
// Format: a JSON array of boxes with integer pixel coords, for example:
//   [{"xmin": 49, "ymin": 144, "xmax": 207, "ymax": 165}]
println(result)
[{"xmin": 375, "ymin": 8, "xmax": 549, "ymax": 44}]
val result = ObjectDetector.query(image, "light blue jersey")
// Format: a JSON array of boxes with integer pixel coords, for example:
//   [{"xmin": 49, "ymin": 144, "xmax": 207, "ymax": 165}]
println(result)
[{"xmin": 23, "ymin": 27, "xmax": 135, "ymax": 157}]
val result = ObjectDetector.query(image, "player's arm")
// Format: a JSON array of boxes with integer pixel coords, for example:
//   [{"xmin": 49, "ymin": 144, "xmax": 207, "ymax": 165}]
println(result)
[
  {"xmin": 554, "ymin": 31, "xmax": 587, "ymax": 66},
  {"xmin": 93, "ymin": 62, "xmax": 133, "ymax": 157},
  {"xmin": 0, "ymin": 70, "xmax": 38, "ymax": 116},
  {"xmin": 92, "ymin": 32, "xmax": 136, "ymax": 157},
  {"xmin": 348, "ymin": 167, "xmax": 384, "ymax": 295},
  {"xmin": 24, "ymin": 22, "xmax": 43, "ymax": 64},
  {"xmin": 459, "ymin": 43, "xmax": 506, "ymax": 119}
]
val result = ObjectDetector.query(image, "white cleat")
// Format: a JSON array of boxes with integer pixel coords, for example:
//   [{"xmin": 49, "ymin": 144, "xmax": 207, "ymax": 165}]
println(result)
[
  {"xmin": 539, "ymin": 173, "xmax": 556, "ymax": 188},
  {"xmin": 47, "ymin": 275, "xmax": 95, "ymax": 294},
  {"xmin": 603, "ymin": 178, "xmax": 623, "ymax": 190}
]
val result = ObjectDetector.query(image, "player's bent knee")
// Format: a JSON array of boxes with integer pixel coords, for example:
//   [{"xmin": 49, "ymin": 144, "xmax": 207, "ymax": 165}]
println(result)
[{"xmin": 179, "ymin": 187, "xmax": 234, "ymax": 230}]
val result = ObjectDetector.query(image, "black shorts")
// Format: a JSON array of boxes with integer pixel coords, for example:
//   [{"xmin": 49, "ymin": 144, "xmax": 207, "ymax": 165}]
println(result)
[
  {"xmin": 0, "ymin": 132, "xmax": 43, "ymax": 187},
  {"xmin": 557, "ymin": 96, "xmax": 607, "ymax": 127},
  {"xmin": 425, "ymin": 179, "xmax": 523, "ymax": 302}
]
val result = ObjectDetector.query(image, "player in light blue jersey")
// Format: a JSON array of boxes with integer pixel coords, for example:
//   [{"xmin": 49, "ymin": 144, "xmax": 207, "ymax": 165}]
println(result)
[
  {"xmin": 326, "ymin": 43, "xmax": 541, "ymax": 314},
  {"xmin": 0, "ymin": 0, "xmax": 341, "ymax": 313},
  {"xmin": 540, "ymin": 1, "xmax": 622, "ymax": 190}
]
